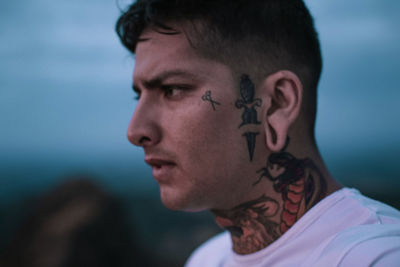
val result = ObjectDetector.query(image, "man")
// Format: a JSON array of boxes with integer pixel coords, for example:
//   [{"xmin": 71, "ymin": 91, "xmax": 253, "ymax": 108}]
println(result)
[{"xmin": 116, "ymin": 0, "xmax": 400, "ymax": 266}]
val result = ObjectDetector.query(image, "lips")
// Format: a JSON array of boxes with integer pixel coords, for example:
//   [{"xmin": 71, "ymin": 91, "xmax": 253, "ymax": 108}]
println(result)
[
  {"xmin": 145, "ymin": 157, "xmax": 175, "ymax": 168},
  {"xmin": 145, "ymin": 157, "xmax": 176, "ymax": 182}
]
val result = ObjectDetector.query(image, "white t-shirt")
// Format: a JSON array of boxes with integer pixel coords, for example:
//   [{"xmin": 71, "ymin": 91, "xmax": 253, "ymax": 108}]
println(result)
[{"xmin": 185, "ymin": 188, "xmax": 400, "ymax": 267}]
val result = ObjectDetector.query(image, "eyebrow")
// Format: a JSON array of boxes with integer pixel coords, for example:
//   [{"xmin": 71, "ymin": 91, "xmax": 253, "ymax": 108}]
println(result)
[
  {"xmin": 133, "ymin": 69, "xmax": 201, "ymax": 92},
  {"xmin": 137, "ymin": 37, "xmax": 150, "ymax": 43}
]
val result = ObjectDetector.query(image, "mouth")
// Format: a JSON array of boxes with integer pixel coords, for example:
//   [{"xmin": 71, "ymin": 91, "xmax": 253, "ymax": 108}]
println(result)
[
  {"xmin": 144, "ymin": 157, "xmax": 176, "ymax": 181},
  {"xmin": 145, "ymin": 157, "xmax": 175, "ymax": 168}
]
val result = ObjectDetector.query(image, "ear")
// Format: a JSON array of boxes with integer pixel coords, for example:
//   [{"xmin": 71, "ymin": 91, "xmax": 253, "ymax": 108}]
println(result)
[{"xmin": 261, "ymin": 71, "xmax": 303, "ymax": 152}]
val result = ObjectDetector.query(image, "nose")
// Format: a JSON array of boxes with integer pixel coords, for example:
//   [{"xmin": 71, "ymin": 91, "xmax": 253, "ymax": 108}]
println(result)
[{"xmin": 127, "ymin": 97, "xmax": 162, "ymax": 148}]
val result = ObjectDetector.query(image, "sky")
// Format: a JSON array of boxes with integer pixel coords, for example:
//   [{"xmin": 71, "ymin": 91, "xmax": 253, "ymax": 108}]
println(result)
[{"xmin": 0, "ymin": 0, "xmax": 399, "ymax": 201}]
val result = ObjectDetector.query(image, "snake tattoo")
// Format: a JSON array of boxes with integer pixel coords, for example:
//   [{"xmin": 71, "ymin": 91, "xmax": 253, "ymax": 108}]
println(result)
[{"xmin": 254, "ymin": 139, "xmax": 327, "ymax": 234}]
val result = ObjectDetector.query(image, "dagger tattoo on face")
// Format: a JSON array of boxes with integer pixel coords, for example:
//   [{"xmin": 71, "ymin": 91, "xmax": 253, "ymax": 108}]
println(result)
[{"xmin": 235, "ymin": 74, "xmax": 262, "ymax": 161}]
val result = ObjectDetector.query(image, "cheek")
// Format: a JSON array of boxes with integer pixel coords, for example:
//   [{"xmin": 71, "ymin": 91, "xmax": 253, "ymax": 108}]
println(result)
[
  {"xmin": 175, "ymin": 105, "xmax": 242, "ymax": 159},
  {"xmin": 174, "ymin": 107, "xmax": 249, "ymax": 185},
  {"xmin": 162, "ymin": 103, "xmax": 262, "ymax": 208}
]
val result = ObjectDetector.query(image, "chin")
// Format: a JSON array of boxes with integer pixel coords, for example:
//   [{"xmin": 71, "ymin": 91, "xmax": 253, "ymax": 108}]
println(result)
[{"xmin": 159, "ymin": 187, "xmax": 208, "ymax": 212}]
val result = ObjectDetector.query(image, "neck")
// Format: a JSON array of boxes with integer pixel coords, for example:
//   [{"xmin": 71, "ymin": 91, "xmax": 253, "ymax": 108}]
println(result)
[{"xmin": 211, "ymin": 140, "xmax": 341, "ymax": 255}]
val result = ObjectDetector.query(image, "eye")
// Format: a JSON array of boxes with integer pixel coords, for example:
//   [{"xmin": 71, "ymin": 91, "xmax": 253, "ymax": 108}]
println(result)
[{"xmin": 161, "ymin": 85, "xmax": 190, "ymax": 98}]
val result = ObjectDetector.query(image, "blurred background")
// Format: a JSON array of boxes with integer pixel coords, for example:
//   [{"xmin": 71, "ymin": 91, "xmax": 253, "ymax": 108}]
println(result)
[{"xmin": 0, "ymin": 0, "xmax": 399, "ymax": 266}]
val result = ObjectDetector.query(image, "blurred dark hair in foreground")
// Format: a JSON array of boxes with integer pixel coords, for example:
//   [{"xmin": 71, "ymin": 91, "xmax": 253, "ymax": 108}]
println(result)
[{"xmin": 0, "ymin": 176, "xmax": 154, "ymax": 267}]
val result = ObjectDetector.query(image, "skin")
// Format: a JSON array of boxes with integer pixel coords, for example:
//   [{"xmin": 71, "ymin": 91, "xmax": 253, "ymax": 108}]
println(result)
[
  {"xmin": 128, "ymin": 25, "xmax": 342, "ymax": 254},
  {"xmin": 129, "ymin": 27, "xmax": 268, "ymax": 212}
]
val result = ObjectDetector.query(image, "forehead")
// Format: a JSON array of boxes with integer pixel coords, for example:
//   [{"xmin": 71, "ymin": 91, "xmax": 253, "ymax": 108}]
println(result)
[
  {"xmin": 137, "ymin": 26, "xmax": 191, "ymax": 57},
  {"xmin": 134, "ymin": 26, "xmax": 222, "ymax": 82}
]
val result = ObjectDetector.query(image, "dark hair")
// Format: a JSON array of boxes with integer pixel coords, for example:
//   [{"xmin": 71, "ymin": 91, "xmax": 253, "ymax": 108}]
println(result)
[{"xmin": 116, "ymin": 0, "xmax": 322, "ymax": 131}]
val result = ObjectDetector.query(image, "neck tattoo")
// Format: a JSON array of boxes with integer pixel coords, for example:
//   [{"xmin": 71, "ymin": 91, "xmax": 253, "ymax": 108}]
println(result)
[{"xmin": 213, "ymin": 138, "xmax": 327, "ymax": 254}]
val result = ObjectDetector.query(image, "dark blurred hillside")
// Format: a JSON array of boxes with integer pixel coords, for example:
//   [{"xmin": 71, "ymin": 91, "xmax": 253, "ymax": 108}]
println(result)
[{"xmin": 0, "ymin": 177, "xmax": 221, "ymax": 267}]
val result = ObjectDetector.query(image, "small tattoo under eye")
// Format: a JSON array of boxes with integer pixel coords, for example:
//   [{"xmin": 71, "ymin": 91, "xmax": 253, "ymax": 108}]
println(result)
[{"xmin": 201, "ymin": 90, "xmax": 221, "ymax": 111}]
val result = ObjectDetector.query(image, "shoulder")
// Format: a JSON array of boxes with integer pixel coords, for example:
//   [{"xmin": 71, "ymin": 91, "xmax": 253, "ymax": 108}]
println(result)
[
  {"xmin": 307, "ymin": 224, "xmax": 400, "ymax": 267},
  {"xmin": 339, "ymin": 229, "xmax": 400, "ymax": 267},
  {"xmin": 185, "ymin": 231, "xmax": 231, "ymax": 267},
  {"xmin": 301, "ymin": 188, "xmax": 400, "ymax": 267},
  {"xmin": 320, "ymin": 188, "xmax": 400, "ymax": 226}
]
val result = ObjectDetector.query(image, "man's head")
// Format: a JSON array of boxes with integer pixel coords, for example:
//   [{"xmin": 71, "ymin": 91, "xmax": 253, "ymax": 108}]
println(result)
[
  {"xmin": 116, "ymin": 0, "xmax": 323, "ymax": 211},
  {"xmin": 116, "ymin": 0, "xmax": 322, "ymax": 132}
]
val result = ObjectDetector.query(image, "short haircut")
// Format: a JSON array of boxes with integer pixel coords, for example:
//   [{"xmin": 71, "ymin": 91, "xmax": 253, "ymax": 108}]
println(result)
[{"xmin": 116, "ymin": 0, "xmax": 322, "ymax": 132}]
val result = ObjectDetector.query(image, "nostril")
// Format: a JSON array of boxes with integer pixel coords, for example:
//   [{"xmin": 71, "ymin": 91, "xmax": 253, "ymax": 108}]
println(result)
[
  {"xmin": 139, "ymin": 136, "xmax": 151, "ymax": 145},
  {"xmin": 127, "ymin": 113, "xmax": 161, "ymax": 147},
  {"xmin": 127, "ymin": 126, "xmax": 158, "ymax": 147}
]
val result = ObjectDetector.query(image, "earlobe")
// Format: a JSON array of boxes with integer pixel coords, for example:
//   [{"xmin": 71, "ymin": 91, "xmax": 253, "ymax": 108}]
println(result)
[
  {"xmin": 265, "ymin": 119, "xmax": 288, "ymax": 152},
  {"xmin": 261, "ymin": 71, "xmax": 303, "ymax": 152}
]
